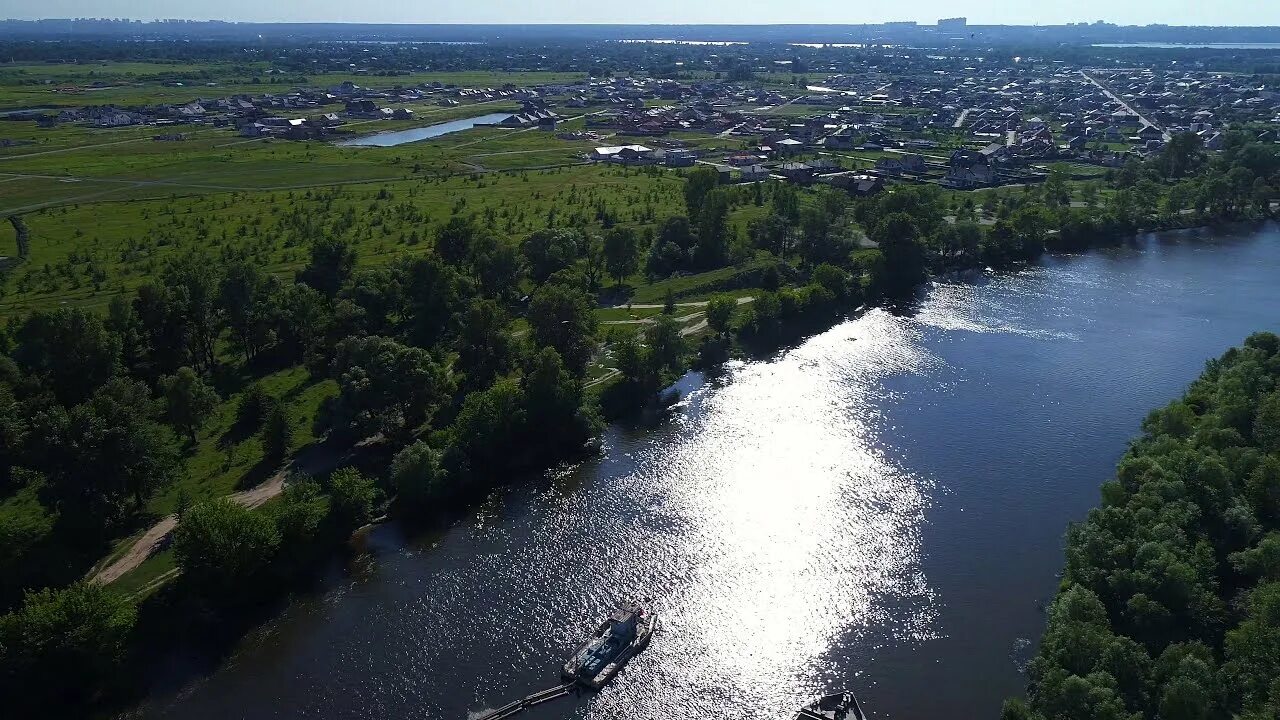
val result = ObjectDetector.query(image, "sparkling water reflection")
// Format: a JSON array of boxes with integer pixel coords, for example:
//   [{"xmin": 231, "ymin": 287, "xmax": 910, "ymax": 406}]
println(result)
[{"xmin": 130, "ymin": 222, "xmax": 1280, "ymax": 720}]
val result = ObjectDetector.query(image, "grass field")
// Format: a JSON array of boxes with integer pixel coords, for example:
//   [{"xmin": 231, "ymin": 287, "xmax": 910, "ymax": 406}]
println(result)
[{"xmin": 0, "ymin": 62, "xmax": 855, "ymax": 595}]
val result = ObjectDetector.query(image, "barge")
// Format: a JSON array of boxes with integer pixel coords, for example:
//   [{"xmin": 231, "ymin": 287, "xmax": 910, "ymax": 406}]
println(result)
[
  {"xmin": 561, "ymin": 601, "xmax": 657, "ymax": 689},
  {"xmin": 796, "ymin": 691, "xmax": 867, "ymax": 720}
]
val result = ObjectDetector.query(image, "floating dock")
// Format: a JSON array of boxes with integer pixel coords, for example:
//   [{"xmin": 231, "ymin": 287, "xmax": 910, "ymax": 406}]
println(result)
[{"xmin": 473, "ymin": 682, "xmax": 575, "ymax": 720}]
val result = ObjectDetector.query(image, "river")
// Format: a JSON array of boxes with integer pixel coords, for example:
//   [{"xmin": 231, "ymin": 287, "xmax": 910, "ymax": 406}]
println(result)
[
  {"xmin": 336, "ymin": 113, "xmax": 514, "ymax": 147},
  {"xmin": 128, "ymin": 222, "xmax": 1280, "ymax": 720}
]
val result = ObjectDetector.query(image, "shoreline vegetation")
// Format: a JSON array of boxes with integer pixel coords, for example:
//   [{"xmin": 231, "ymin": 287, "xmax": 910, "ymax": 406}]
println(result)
[
  {"xmin": 0, "ymin": 49, "xmax": 1276, "ymax": 719},
  {"xmin": 1002, "ymin": 332, "xmax": 1280, "ymax": 720}
]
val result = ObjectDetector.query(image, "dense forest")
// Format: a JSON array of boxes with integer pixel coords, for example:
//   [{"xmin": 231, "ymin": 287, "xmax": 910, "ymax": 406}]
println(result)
[{"xmin": 1003, "ymin": 333, "xmax": 1280, "ymax": 720}]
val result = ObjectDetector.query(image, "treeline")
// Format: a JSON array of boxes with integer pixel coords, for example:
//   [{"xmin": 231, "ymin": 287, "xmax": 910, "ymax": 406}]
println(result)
[
  {"xmin": 1004, "ymin": 333, "xmax": 1280, "ymax": 720},
  {"xmin": 0, "ymin": 211, "xmax": 615, "ymax": 713}
]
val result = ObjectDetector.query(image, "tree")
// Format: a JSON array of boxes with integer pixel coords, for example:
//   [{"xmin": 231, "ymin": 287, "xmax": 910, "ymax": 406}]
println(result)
[
  {"xmin": 603, "ymin": 226, "xmax": 640, "ymax": 286},
  {"xmin": 400, "ymin": 253, "xmax": 470, "ymax": 349},
  {"xmin": 391, "ymin": 441, "xmax": 449, "ymax": 509},
  {"xmin": 645, "ymin": 315, "xmax": 686, "ymax": 375},
  {"xmin": 340, "ymin": 267, "xmax": 405, "ymax": 337},
  {"xmin": 271, "ymin": 475, "xmax": 328, "ymax": 554},
  {"xmin": 265, "ymin": 282, "xmax": 331, "ymax": 361},
  {"xmin": 173, "ymin": 499, "xmax": 281, "ymax": 599},
  {"xmin": 433, "ymin": 215, "xmax": 477, "ymax": 266},
  {"xmin": 297, "ymin": 236, "xmax": 356, "ymax": 297},
  {"xmin": 705, "ymin": 295, "xmax": 736, "ymax": 335},
  {"xmin": 456, "ymin": 299, "xmax": 516, "ymax": 391},
  {"xmin": 31, "ymin": 379, "xmax": 180, "ymax": 531},
  {"xmin": 522, "ymin": 347, "xmax": 598, "ymax": 458},
  {"xmin": 12, "ymin": 307, "xmax": 120, "ymax": 406},
  {"xmin": 466, "ymin": 230, "xmax": 522, "ymax": 300},
  {"xmin": 219, "ymin": 259, "xmax": 277, "ymax": 362},
  {"xmin": 261, "ymin": 403, "xmax": 293, "ymax": 467},
  {"xmin": 332, "ymin": 336, "xmax": 452, "ymax": 438},
  {"xmin": 327, "ymin": 467, "xmax": 377, "ymax": 529},
  {"xmin": 521, "ymin": 228, "xmax": 579, "ymax": 286},
  {"xmin": 647, "ymin": 215, "xmax": 695, "ymax": 277},
  {"xmin": 445, "ymin": 378, "xmax": 527, "ymax": 485},
  {"xmin": 581, "ymin": 233, "xmax": 606, "ymax": 292},
  {"xmin": 236, "ymin": 383, "xmax": 274, "ymax": 431},
  {"xmin": 0, "ymin": 582, "xmax": 136, "ymax": 711},
  {"xmin": 1254, "ymin": 391, "xmax": 1280, "ymax": 452},
  {"xmin": 163, "ymin": 253, "xmax": 222, "ymax": 372},
  {"xmin": 1157, "ymin": 132, "xmax": 1205, "ymax": 179},
  {"xmin": 694, "ymin": 188, "xmax": 731, "ymax": 269},
  {"xmin": 871, "ymin": 212, "xmax": 926, "ymax": 293},
  {"xmin": 527, "ymin": 283, "xmax": 598, "ymax": 373},
  {"xmin": 159, "ymin": 366, "xmax": 219, "ymax": 442},
  {"xmin": 683, "ymin": 166, "xmax": 721, "ymax": 217}
]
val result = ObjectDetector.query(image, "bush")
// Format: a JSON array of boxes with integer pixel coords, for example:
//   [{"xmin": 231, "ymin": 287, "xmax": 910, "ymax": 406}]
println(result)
[
  {"xmin": 0, "ymin": 582, "xmax": 136, "ymax": 711},
  {"xmin": 173, "ymin": 499, "xmax": 280, "ymax": 601},
  {"xmin": 390, "ymin": 441, "xmax": 449, "ymax": 509},
  {"xmin": 327, "ymin": 467, "xmax": 377, "ymax": 529}
]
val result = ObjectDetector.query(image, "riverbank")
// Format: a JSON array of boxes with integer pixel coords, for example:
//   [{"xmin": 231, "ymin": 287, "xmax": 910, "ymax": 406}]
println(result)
[{"xmin": 119, "ymin": 221, "xmax": 1280, "ymax": 720}]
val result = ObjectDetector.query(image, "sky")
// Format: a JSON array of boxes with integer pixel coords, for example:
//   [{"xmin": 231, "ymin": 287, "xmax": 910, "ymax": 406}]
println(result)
[{"xmin": 1, "ymin": 0, "xmax": 1277, "ymax": 27}]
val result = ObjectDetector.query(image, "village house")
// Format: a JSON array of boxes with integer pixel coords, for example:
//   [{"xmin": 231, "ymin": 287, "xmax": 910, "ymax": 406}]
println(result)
[{"xmin": 778, "ymin": 161, "xmax": 816, "ymax": 184}]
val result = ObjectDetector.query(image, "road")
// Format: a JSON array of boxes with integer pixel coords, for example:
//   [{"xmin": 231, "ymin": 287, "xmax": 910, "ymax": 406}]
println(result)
[{"xmin": 1080, "ymin": 70, "xmax": 1171, "ymax": 142}]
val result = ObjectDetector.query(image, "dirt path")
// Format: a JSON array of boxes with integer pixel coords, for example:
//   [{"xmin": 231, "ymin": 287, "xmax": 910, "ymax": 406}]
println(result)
[
  {"xmin": 616, "ymin": 296, "xmax": 754, "ymax": 310},
  {"xmin": 89, "ymin": 470, "xmax": 289, "ymax": 584}
]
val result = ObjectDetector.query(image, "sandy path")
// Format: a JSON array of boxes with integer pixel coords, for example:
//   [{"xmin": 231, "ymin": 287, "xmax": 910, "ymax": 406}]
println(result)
[{"xmin": 89, "ymin": 471, "xmax": 289, "ymax": 585}]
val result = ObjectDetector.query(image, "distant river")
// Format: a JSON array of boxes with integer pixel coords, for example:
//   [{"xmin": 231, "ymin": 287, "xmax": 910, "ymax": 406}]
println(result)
[
  {"xmin": 336, "ymin": 112, "xmax": 513, "ymax": 147},
  {"xmin": 1093, "ymin": 42, "xmax": 1280, "ymax": 49},
  {"xmin": 127, "ymin": 222, "xmax": 1280, "ymax": 719}
]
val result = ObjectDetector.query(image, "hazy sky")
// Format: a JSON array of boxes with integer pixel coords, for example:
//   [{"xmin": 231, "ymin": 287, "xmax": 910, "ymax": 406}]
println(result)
[{"xmin": 1, "ymin": 0, "xmax": 1276, "ymax": 27}]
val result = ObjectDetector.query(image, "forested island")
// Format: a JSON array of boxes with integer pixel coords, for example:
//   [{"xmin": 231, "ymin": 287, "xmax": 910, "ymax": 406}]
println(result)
[{"xmin": 1004, "ymin": 333, "xmax": 1280, "ymax": 720}]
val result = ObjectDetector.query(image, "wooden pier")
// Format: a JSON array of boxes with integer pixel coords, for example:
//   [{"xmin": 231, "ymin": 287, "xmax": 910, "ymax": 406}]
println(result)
[{"xmin": 473, "ymin": 682, "xmax": 576, "ymax": 720}]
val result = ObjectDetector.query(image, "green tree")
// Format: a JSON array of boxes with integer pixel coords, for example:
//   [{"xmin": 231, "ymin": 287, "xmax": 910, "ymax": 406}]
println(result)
[
  {"xmin": 1254, "ymin": 391, "xmax": 1280, "ymax": 452},
  {"xmin": 527, "ymin": 283, "xmax": 598, "ymax": 373},
  {"xmin": 456, "ymin": 299, "xmax": 516, "ymax": 391},
  {"xmin": 12, "ymin": 307, "xmax": 120, "ymax": 406},
  {"xmin": 871, "ymin": 212, "xmax": 926, "ymax": 293},
  {"xmin": 0, "ymin": 582, "xmax": 136, "ymax": 711},
  {"xmin": 31, "ymin": 379, "xmax": 180, "ymax": 530},
  {"xmin": 521, "ymin": 228, "xmax": 579, "ymax": 286},
  {"xmin": 298, "ymin": 236, "xmax": 357, "ymax": 297},
  {"xmin": 163, "ymin": 253, "xmax": 222, "ymax": 372},
  {"xmin": 705, "ymin": 295, "xmax": 736, "ymax": 335},
  {"xmin": 694, "ymin": 187, "xmax": 732, "ymax": 269},
  {"xmin": 327, "ymin": 467, "xmax": 377, "ymax": 529},
  {"xmin": 159, "ymin": 366, "xmax": 220, "ymax": 442},
  {"xmin": 683, "ymin": 166, "xmax": 721, "ymax": 217},
  {"xmin": 218, "ymin": 258, "xmax": 277, "ymax": 363},
  {"xmin": 261, "ymin": 403, "xmax": 294, "ymax": 466},
  {"xmin": 332, "ymin": 336, "xmax": 453, "ymax": 438},
  {"xmin": 173, "ymin": 499, "xmax": 281, "ymax": 600},
  {"xmin": 522, "ymin": 347, "xmax": 599, "ymax": 459},
  {"xmin": 390, "ymin": 440, "xmax": 449, "ymax": 508},
  {"xmin": 236, "ymin": 383, "xmax": 274, "ymax": 431},
  {"xmin": 603, "ymin": 226, "xmax": 641, "ymax": 286}
]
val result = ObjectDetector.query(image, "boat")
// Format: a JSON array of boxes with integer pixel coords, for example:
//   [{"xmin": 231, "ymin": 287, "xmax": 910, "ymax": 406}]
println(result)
[
  {"xmin": 795, "ymin": 691, "xmax": 867, "ymax": 720},
  {"xmin": 561, "ymin": 601, "xmax": 658, "ymax": 689}
]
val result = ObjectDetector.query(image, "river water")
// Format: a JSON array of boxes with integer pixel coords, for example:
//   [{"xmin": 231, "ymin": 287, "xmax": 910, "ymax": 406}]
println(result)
[
  {"xmin": 336, "ymin": 113, "xmax": 514, "ymax": 147},
  {"xmin": 131, "ymin": 222, "xmax": 1280, "ymax": 720}
]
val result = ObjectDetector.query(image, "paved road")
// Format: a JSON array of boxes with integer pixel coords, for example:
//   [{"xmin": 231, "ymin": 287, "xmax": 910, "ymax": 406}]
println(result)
[{"xmin": 1081, "ymin": 70, "xmax": 1171, "ymax": 141}]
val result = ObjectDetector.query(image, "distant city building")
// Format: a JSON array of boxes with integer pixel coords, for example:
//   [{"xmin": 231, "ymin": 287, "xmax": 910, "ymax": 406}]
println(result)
[{"xmin": 938, "ymin": 17, "xmax": 968, "ymax": 30}]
